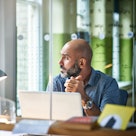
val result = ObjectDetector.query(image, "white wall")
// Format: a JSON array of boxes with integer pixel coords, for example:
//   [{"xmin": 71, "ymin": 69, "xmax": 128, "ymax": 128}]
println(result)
[{"xmin": 0, "ymin": 0, "xmax": 16, "ymax": 101}]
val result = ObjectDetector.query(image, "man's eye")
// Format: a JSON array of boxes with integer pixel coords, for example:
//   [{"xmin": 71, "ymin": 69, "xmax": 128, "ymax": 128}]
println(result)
[{"xmin": 65, "ymin": 56, "xmax": 69, "ymax": 60}]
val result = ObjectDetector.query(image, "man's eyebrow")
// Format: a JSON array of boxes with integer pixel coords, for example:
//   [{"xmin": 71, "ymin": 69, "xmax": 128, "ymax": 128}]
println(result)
[{"xmin": 61, "ymin": 53, "xmax": 70, "ymax": 57}]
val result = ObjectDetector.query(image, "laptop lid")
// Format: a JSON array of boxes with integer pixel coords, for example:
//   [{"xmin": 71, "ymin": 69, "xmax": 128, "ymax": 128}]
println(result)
[{"xmin": 18, "ymin": 91, "xmax": 83, "ymax": 120}]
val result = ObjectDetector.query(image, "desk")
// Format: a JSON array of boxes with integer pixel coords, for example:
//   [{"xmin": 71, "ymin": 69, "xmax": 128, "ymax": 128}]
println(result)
[
  {"xmin": 1, "ymin": 120, "xmax": 136, "ymax": 136},
  {"xmin": 48, "ymin": 121, "xmax": 136, "ymax": 136},
  {"xmin": 0, "ymin": 116, "xmax": 22, "ymax": 131},
  {"xmin": 0, "ymin": 123, "xmax": 14, "ymax": 131}
]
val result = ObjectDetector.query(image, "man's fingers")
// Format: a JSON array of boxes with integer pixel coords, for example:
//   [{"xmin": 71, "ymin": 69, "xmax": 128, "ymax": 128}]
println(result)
[
  {"xmin": 64, "ymin": 76, "xmax": 83, "ymax": 93},
  {"xmin": 65, "ymin": 88, "xmax": 72, "ymax": 92},
  {"xmin": 64, "ymin": 82, "xmax": 74, "ymax": 88},
  {"xmin": 75, "ymin": 75, "xmax": 83, "ymax": 81}
]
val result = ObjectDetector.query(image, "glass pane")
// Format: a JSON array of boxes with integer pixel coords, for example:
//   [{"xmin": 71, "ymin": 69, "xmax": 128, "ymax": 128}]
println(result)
[
  {"xmin": 50, "ymin": 0, "xmax": 134, "ymax": 109},
  {"xmin": 16, "ymin": 0, "xmax": 43, "ymax": 115},
  {"xmin": 16, "ymin": 0, "xmax": 135, "ymax": 120}
]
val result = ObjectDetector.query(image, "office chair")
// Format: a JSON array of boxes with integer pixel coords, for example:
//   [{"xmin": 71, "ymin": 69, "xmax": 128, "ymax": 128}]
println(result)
[{"xmin": 119, "ymin": 89, "xmax": 128, "ymax": 105}]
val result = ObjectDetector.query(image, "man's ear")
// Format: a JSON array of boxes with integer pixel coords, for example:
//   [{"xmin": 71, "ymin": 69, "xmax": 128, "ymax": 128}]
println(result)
[{"xmin": 79, "ymin": 58, "xmax": 86, "ymax": 68}]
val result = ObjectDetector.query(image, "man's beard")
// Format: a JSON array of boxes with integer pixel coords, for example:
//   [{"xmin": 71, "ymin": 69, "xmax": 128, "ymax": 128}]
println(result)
[{"xmin": 60, "ymin": 61, "xmax": 81, "ymax": 78}]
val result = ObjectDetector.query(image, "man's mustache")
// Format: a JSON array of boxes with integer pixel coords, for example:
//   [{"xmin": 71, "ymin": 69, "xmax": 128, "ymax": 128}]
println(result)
[{"xmin": 60, "ymin": 65, "xmax": 66, "ymax": 70}]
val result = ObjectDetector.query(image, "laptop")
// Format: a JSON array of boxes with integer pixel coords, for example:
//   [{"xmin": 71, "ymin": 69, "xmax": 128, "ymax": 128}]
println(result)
[{"xmin": 18, "ymin": 91, "xmax": 83, "ymax": 120}]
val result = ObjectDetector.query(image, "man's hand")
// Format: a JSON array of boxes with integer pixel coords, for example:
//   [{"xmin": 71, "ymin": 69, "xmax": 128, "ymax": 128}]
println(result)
[
  {"xmin": 64, "ymin": 75, "xmax": 89, "ymax": 102},
  {"xmin": 64, "ymin": 75, "xmax": 83, "ymax": 93}
]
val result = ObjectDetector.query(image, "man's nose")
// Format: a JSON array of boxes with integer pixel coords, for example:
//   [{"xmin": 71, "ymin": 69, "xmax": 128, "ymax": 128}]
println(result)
[{"xmin": 59, "ymin": 58, "xmax": 63, "ymax": 65}]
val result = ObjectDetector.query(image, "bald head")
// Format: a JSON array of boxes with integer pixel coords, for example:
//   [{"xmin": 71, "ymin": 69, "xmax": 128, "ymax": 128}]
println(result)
[{"xmin": 62, "ymin": 39, "xmax": 93, "ymax": 64}]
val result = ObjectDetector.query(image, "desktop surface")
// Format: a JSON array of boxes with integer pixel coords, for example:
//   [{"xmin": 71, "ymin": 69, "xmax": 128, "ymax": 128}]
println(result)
[{"xmin": 1, "ymin": 119, "xmax": 136, "ymax": 136}]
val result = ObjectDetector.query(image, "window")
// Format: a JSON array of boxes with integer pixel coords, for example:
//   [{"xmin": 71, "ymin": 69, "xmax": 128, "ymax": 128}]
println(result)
[{"xmin": 16, "ymin": 0, "xmax": 42, "ymax": 115}]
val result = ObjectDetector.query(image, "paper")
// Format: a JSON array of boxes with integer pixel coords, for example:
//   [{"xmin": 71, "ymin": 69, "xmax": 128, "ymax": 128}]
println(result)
[
  {"xmin": 0, "ymin": 130, "xmax": 26, "ymax": 136},
  {"xmin": 97, "ymin": 104, "xmax": 135, "ymax": 130},
  {"xmin": 12, "ymin": 119, "xmax": 55, "ymax": 135}
]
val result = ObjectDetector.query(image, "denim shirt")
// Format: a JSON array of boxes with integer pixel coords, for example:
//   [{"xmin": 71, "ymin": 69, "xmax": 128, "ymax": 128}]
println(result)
[{"xmin": 48, "ymin": 68, "xmax": 120, "ymax": 111}]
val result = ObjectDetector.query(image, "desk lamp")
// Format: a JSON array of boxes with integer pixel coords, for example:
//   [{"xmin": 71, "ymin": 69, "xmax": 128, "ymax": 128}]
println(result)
[{"xmin": 0, "ymin": 69, "xmax": 7, "ymax": 81}]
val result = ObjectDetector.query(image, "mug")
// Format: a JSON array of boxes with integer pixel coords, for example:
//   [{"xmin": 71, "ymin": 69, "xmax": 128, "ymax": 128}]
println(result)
[{"xmin": 0, "ymin": 97, "xmax": 16, "ymax": 124}]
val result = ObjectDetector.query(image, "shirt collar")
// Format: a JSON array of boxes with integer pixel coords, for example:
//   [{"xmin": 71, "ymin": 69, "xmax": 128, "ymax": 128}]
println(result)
[{"xmin": 87, "ymin": 67, "xmax": 98, "ymax": 87}]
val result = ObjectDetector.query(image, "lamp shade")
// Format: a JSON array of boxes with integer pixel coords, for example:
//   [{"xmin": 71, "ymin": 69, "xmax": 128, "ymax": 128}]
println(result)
[{"xmin": 0, "ymin": 69, "xmax": 7, "ymax": 81}]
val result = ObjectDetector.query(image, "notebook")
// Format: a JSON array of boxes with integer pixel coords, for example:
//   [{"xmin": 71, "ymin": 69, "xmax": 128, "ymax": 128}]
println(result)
[{"xmin": 18, "ymin": 91, "xmax": 83, "ymax": 120}]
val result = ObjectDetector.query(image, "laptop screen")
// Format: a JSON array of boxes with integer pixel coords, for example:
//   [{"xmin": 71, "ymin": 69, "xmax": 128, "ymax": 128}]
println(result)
[{"xmin": 19, "ymin": 91, "xmax": 83, "ymax": 120}]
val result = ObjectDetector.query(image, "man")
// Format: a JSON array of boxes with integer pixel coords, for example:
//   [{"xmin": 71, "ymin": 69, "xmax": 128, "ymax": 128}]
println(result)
[{"xmin": 49, "ymin": 39, "xmax": 121, "ymax": 116}]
